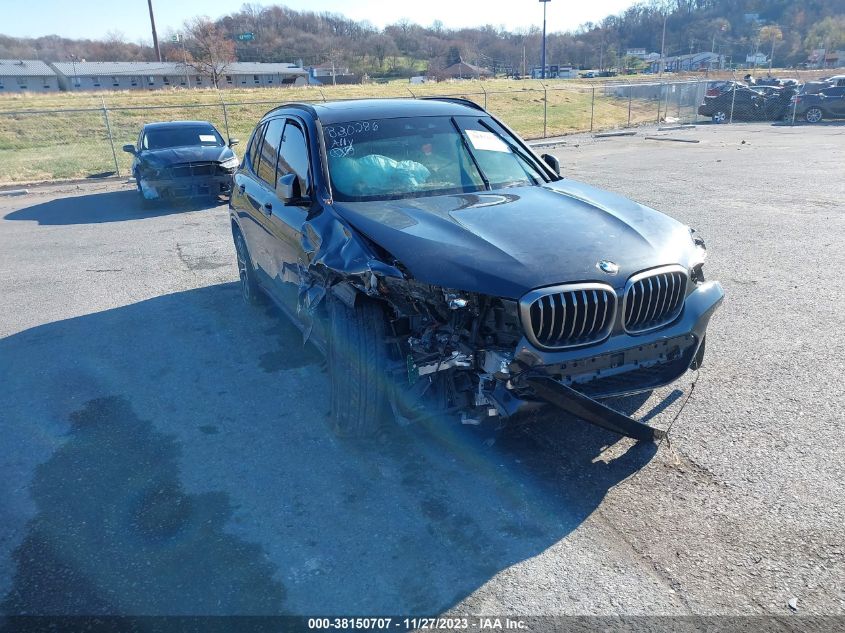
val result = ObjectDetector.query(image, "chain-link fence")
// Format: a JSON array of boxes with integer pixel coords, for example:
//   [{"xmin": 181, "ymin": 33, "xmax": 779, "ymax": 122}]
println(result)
[{"xmin": 0, "ymin": 72, "xmax": 831, "ymax": 186}]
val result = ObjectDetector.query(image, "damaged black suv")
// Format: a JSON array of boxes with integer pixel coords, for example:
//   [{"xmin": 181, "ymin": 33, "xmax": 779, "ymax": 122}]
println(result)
[
  {"xmin": 124, "ymin": 121, "xmax": 239, "ymax": 203},
  {"xmin": 230, "ymin": 98, "xmax": 723, "ymax": 441}
]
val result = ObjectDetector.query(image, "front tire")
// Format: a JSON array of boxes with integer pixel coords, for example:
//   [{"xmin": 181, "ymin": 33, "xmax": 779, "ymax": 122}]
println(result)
[
  {"xmin": 805, "ymin": 107, "xmax": 823, "ymax": 124},
  {"xmin": 136, "ymin": 178, "xmax": 155, "ymax": 208},
  {"xmin": 328, "ymin": 296, "xmax": 391, "ymax": 438}
]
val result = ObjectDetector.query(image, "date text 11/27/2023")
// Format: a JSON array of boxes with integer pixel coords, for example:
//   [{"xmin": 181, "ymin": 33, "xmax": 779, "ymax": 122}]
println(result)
[{"xmin": 307, "ymin": 617, "xmax": 528, "ymax": 630}]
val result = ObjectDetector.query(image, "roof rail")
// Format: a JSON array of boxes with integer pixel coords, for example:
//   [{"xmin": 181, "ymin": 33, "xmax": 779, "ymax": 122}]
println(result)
[
  {"xmin": 262, "ymin": 102, "xmax": 320, "ymax": 119},
  {"xmin": 420, "ymin": 96, "xmax": 486, "ymax": 112}
]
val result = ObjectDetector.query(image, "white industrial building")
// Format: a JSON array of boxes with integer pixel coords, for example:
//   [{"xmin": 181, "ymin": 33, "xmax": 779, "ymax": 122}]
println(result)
[
  {"xmin": 0, "ymin": 59, "xmax": 60, "ymax": 92},
  {"xmin": 222, "ymin": 62, "xmax": 308, "ymax": 87},
  {"xmin": 34, "ymin": 60, "xmax": 308, "ymax": 92},
  {"xmin": 50, "ymin": 61, "xmax": 198, "ymax": 91},
  {"xmin": 649, "ymin": 52, "xmax": 726, "ymax": 72}
]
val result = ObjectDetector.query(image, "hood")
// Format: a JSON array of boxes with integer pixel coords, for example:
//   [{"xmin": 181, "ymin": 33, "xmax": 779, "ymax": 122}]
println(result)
[
  {"xmin": 331, "ymin": 180, "xmax": 697, "ymax": 299},
  {"xmin": 138, "ymin": 145, "xmax": 235, "ymax": 166}
]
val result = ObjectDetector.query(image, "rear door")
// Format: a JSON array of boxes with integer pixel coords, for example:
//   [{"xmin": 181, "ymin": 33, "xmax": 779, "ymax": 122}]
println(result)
[
  {"xmin": 231, "ymin": 123, "xmax": 264, "ymax": 265},
  {"xmin": 239, "ymin": 117, "xmax": 286, "ymax": 284},
  {"xmin": 263, "ymin": 117, "xmax": 314, "ymax": 316},
  {"xmin": 232, "ymin": 122, "xmax": 267, "ymax": 279},
  {"xmin": 821, "ymin": 86, "xmax": 845, "ymax": 116}
]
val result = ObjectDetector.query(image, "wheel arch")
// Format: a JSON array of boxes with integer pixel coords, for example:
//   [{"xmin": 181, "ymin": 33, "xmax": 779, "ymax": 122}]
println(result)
[{"xmin": 230, "ymin": 212, "xmax": 245, "ymax": 240}]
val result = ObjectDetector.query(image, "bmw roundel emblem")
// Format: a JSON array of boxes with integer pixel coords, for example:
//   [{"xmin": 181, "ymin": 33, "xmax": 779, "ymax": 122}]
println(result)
[{"xmin": 597, "ymin": 260, "xmax": 619, "ymax": 275}]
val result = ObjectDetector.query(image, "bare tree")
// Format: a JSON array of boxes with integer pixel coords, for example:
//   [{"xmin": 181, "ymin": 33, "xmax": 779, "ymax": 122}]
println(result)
[
  {"xmin": 370, "ymin": 34, "xmax": 397, "ymax": 69},
  {"xmin": 184, "ymin": 17, "xmax": 236, "ymax": 88}
]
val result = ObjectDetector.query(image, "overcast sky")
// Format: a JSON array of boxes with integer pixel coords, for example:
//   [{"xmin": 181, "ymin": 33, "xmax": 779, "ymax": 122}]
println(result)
[{"xmin": 4, "ymin": 0, "xmax": 638, "ymax": 42}]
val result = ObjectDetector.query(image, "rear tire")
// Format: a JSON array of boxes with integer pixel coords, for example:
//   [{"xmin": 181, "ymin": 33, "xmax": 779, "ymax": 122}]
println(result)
[
  {"xmin": 712, "ymin": 111, "xmax": 727, "ymax": 124},
  {"xmin": 234, "ymin": 229, "xmax": 262, "ymax": 305},
  {"xmin": 328, "ymin": 296, "xmax": 391, "ymax": 438},
  {"xmin": 805, "ymin": 107, "xmax": 823, "ymax": 124}
]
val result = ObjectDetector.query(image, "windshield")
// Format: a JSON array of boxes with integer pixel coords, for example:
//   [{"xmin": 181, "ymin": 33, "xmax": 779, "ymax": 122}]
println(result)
[
  {"xmin": 325, "ymin": 115, "xmax": 548, "ymax": 201},
  {"xmin": 143, "ymin": 125, "xmax": 224, "ymax": 150}
]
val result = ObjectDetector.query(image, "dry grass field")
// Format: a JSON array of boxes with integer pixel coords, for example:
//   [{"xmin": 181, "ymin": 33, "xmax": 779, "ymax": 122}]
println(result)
[{"xmin": 0, "ymin": 70, "xmax": 826, "ymax": 185}]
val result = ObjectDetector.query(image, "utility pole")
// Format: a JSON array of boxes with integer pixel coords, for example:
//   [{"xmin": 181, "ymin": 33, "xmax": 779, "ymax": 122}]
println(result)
[
  {"xmin": 769, "ymin": 36, "xmax": 775, "ymax": 73},
  {"xmin": 659, "ymin": 12, "xmax": 667, "ymax": 76},
  {"xmin": 768, "ymin": 27, "xmax": 779, "ymax": 74},
  {"xmin": 523, "ymin": 43, "xmax": 526, "ymax": 78},
  {"xmin": 147, "ymin": 0, "xmax": 162, "ymax": 62},
  {"xmin": 173, "ymin": 34, "xmax": 190, "ymax": 88},
  {"xmin": 69, "ymin": 54, "xmax": 79, "ymax": 89},
  {"xmin": 540, "ymin": 0, "xmax": 550, "ymax": 79}
]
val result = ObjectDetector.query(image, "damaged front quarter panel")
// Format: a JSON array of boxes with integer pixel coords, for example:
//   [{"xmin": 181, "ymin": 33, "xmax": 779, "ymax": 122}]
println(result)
[
  {"xmin": 295, "ymin": 205, "xmax": 521, "ymax": 426},
  {"xmin": 290, "ymin": 204, "xmax": 406, "ymax": 343}
]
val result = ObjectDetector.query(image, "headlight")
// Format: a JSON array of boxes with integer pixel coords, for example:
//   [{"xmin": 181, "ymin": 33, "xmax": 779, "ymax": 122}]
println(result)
[
  {"xmin": 688, "ymin": 227, "xmax": 707, "ymax": 263},
  {"xmin": 139, "ymin": 162, "xmax": 163, "ymax": 178},
  {"xmin": 220, "ymin": 156, "xmax": 239, "ymax": 170},
  {"xmin": 688, "ymin": 227, "xmax": 707, "ymax": 283}
]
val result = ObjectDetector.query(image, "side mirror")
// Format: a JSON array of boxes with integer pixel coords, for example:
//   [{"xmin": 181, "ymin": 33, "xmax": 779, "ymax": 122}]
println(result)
[
  {"xmin": 276, "ymin": 173, "xmax": 310, "ymax": 206},
  {"xmin": 122, "ymin": 144, "xmax": 136, "ymax": 154},
  {"xmin": 276, "ymin": 173, "xmax": 295, "ymax": 202},
  {"xmin": 228, "ymin": 138, "xmax": 240, "ymax": 147},
  {"xmin": 541, "ymin": 153, "xmax": 561, "ymax": 177}
]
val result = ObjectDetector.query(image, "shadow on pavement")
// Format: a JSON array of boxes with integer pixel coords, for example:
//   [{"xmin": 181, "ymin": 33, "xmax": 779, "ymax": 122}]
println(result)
[
  {"xmin": 0, "ymin": 283, "xmax": 657, "ymax": 615},
  {"xmin": 3, "ymin": 190, "xmax": 225, "ymax": 226}
]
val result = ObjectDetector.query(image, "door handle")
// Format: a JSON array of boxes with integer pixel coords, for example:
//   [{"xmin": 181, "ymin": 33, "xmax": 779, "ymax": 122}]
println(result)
[
  {"xmin": 238, "ymin": 184, "xmax": 246, "ymax": 194},
  {"xmin": 262, "ymin": 202, "xmax": 273, "ymax": 215}
]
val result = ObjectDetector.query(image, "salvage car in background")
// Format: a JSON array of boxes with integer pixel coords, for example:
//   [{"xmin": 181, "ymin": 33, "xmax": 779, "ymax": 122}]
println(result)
[
  {"xmin": 789, "ymin": 84, "xmax": 845, "ymax": 123},
  {"xmin": 123, "ymin": 121, "xmax": 239, "ymax": 204},
  {"xmin": 229, "ymin": 98, "xmax": 723, "ymax": 441},
  {"xmin": 705, "ymin": 80, "xmax": 745, "ymax": 97},
  {"xmin": 699, "ymin": 84, "xmax": 796, "ymax": 123}
]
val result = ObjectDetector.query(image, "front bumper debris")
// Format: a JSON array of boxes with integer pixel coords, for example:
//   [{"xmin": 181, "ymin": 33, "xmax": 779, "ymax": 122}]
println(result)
[
  {"xmin": 523, "ymin": 375, "xmax": 666, "ymax": 441},
  {"xmin": 143, "ymin": 176, "xmax": 232, "ymax": 199},
  {"xmin": 486, "ymin": 281, "xmax": 724, "ymax": 432}
]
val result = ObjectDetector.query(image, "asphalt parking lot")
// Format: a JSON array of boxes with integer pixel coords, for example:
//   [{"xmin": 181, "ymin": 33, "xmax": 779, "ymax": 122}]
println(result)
[{"xmin": 1, "ymin": 122, "xmax": 843, "ymax": 618}]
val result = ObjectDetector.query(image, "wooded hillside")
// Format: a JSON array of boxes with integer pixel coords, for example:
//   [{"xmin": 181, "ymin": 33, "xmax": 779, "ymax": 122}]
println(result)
[{"xmin": 1, "ymin": 0, "xmax": 842, "ymax": 76}]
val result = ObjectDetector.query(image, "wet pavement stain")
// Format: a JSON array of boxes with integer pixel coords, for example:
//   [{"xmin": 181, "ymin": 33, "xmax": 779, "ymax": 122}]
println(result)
[
  {"xmin": 198, "ymin": 424, "xmax": 219, "ymax": 434},
  {"xmin": 1, "ymin": 396, "xmax": 286, "ymax": 616}
]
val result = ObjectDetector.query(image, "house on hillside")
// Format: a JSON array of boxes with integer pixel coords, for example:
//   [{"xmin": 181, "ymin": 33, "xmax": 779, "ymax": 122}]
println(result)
[
  {"xmin": 745, "ymin": 53, "xmax": 768, "ymax": 68},
  {"xmin": 308, "ymin": 63, "xmax": 356, "ymax": 85},
  {"xmin": 626, "ymin": 49, "xmax": 660, "ymax": 65},
  {"xmin": 530, "ymin": 65, "xmax": 577, "ymax": 79},
  {"xmin": 50, "ymin": 61, "xmax": 198, "ymax": 90},
  {"xmin": 807, "ymin": 49, "xmax": 845, "ymax": 69},
  {"xmin": 434, "ymin": 61, "xmax": 492, "ymax": 80},
  {"xmin": 0, "ymin": 60, "xmax": 60, "ymax": 92}
]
